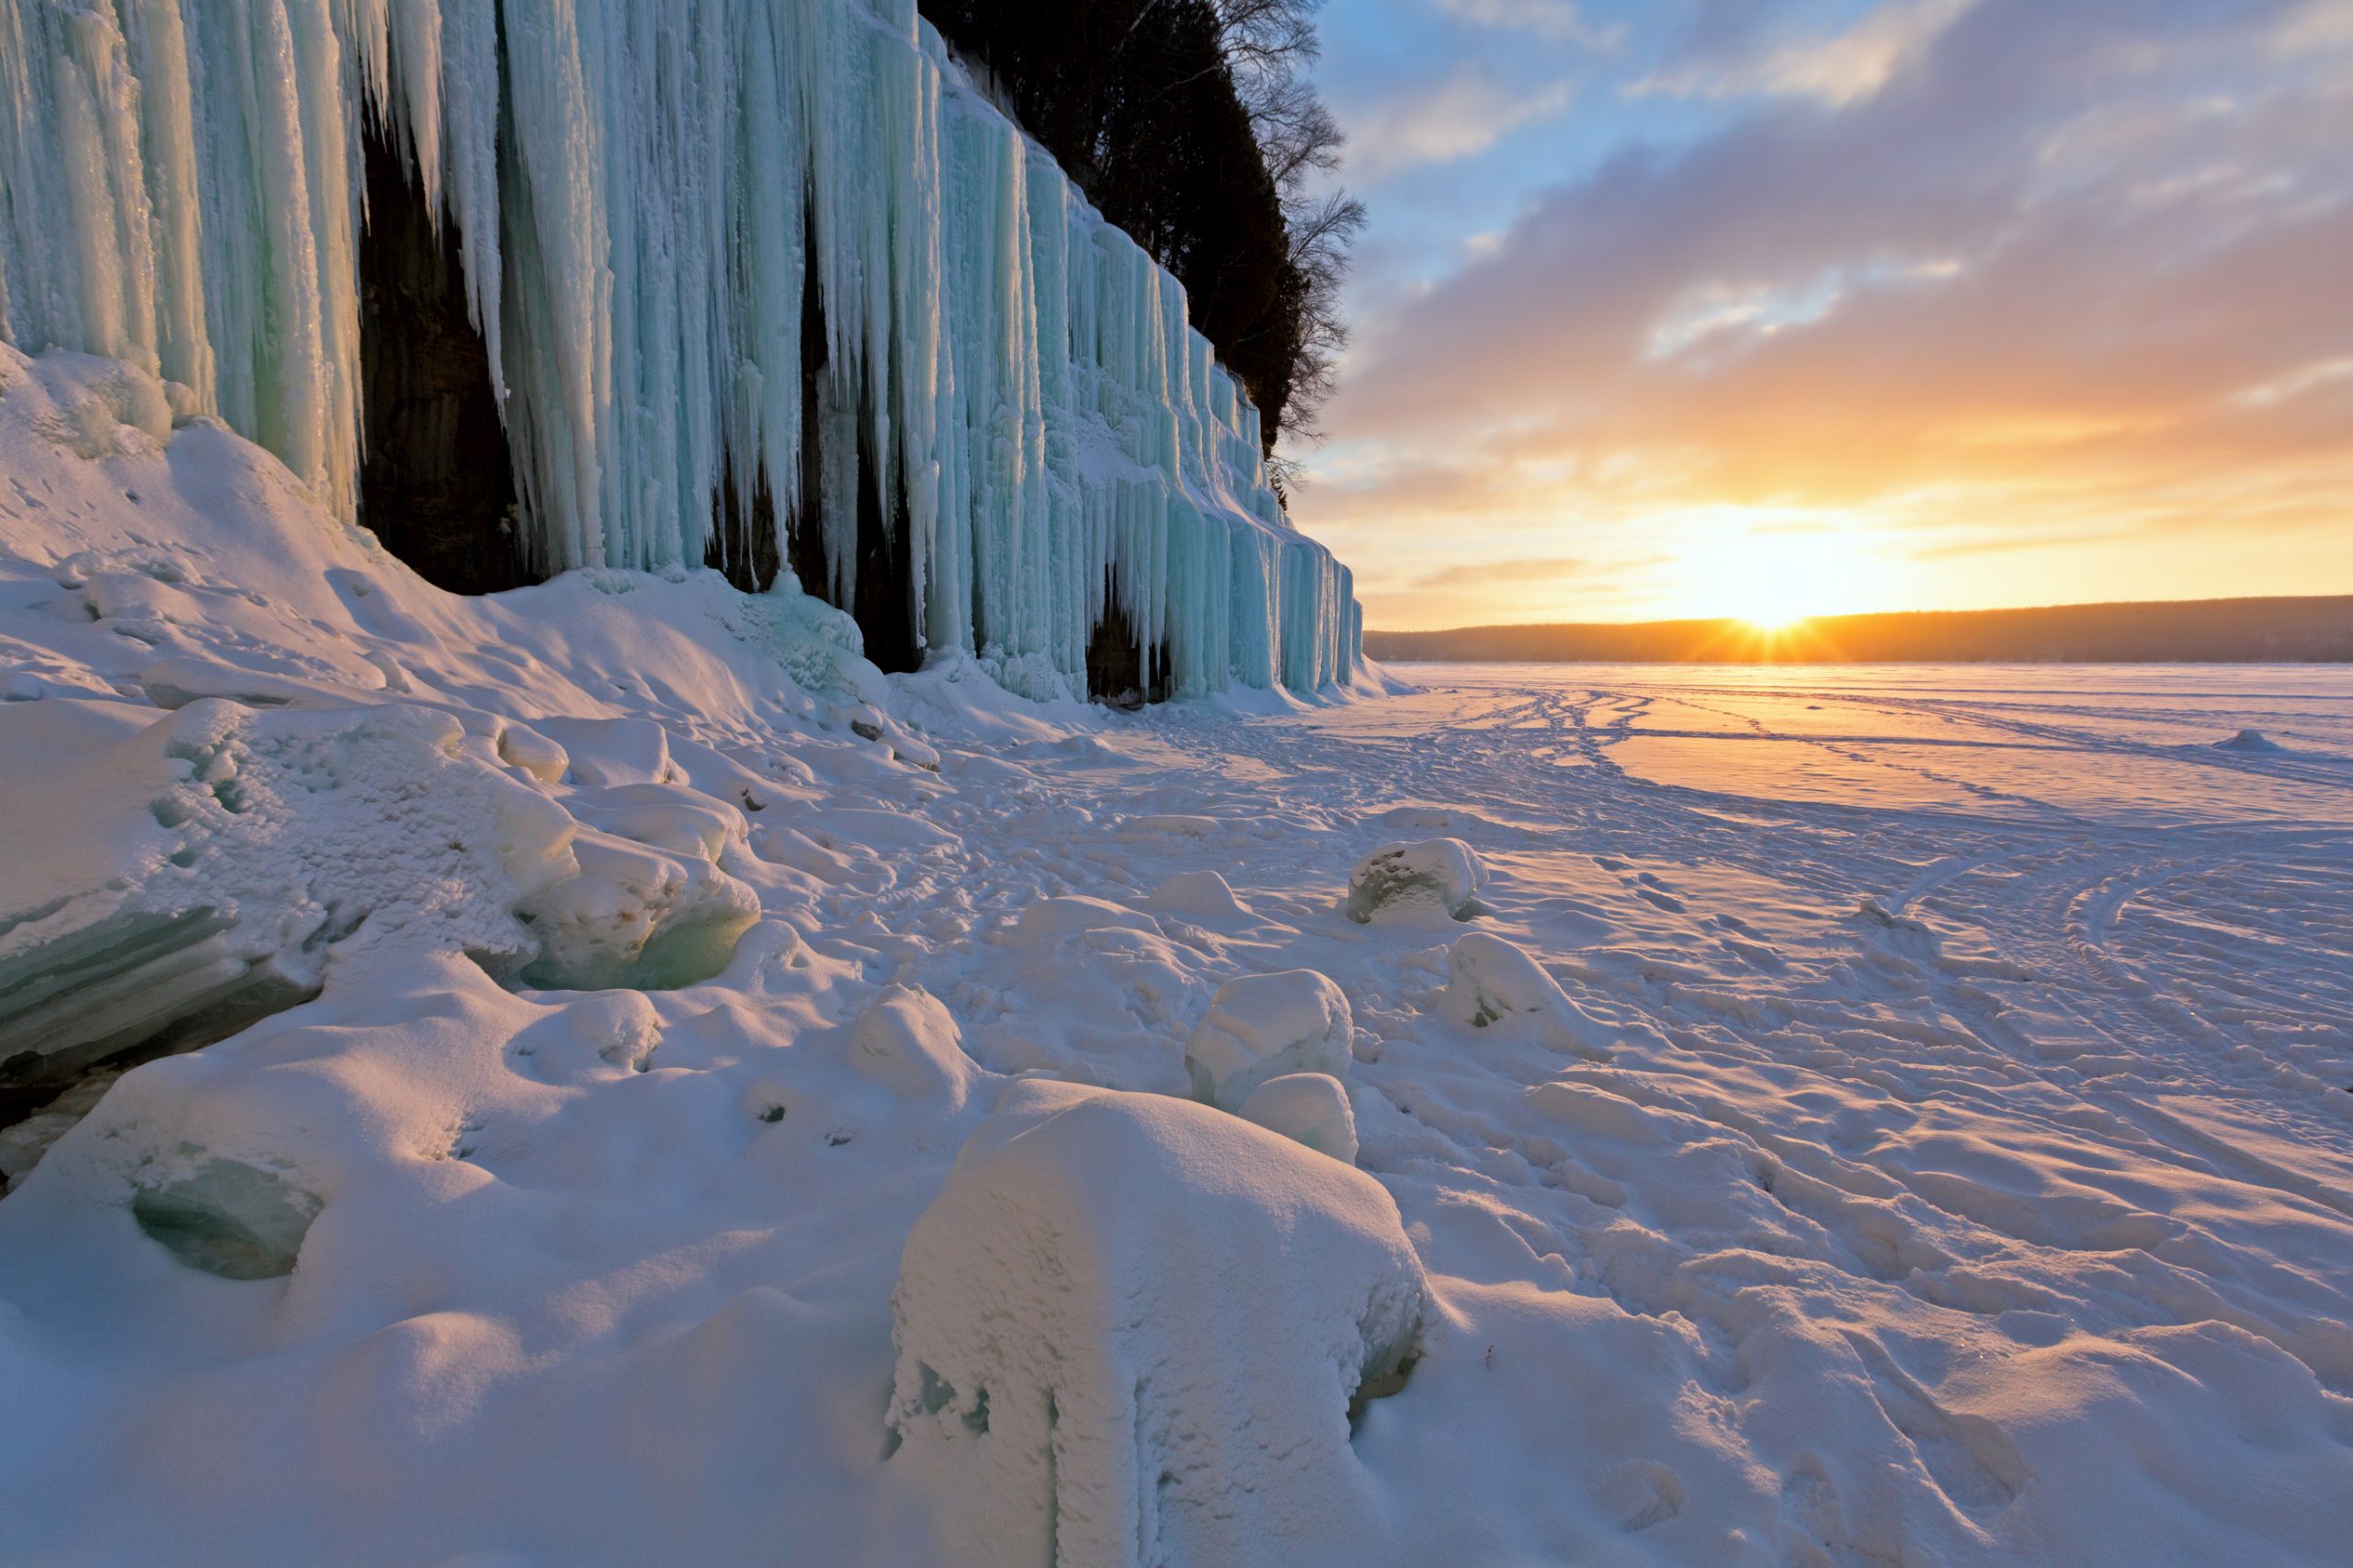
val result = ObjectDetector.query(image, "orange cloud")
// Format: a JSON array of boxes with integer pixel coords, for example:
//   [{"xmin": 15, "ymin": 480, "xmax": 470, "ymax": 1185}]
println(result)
[{"xmin": 1293, "ymin": 0, "xmax": 2353, "ymax": 628}]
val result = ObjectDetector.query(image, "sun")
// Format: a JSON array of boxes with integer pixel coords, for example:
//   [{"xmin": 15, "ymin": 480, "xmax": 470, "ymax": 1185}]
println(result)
[
  {"xmin": 1740, "ymin": 604, "xmax": 1811, "ymax": 633},
  {"xmin": 1673, "ymin": 512, "xmax": 1886, "ymax": 630}
]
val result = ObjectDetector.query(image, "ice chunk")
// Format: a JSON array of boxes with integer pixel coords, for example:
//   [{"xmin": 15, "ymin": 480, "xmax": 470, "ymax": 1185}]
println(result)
[
  {"xmin": 0, "ymin": 907, "xmax": 319, "ymax": 1088},
  {"xmin": 888, "ymin": 1081, "xmax": 1425, "ymax": 1568},
  {"xmin": 532, "ymin": 719, "xmax": 676, "ymax": 788},
  {"xmin": 2215, "ymin": 729, "xmax": 2286, "ymax": 753},
  {"xmin": 1185, "ymin": 969, "xmax": 1354, "ymax": 1110},
  {"xmin": 1237, "ymin": 1073, "xmax": 1358, "ymax": 1165},
  {"xmin": 1014, "ymin": 896, "xmax": 1164, "ymax": 942},
  {"xmin": 1142, "ymin": 869, "xmax": 1252, "ymax": 920},
  {"xmin": 1347, "ymin": 838, "xmax": 1485, "ymax": 925},
  {"xmin": 494, "ymin": 723, "xmax": 569, "ymax": 782},
  {"xmin": 516, "ymin": 835, "xmax": 760, "ymax": 992},
  {"xmin": 848, "ymin": 986, "xmax": 976, "ymax": 1109},
  {"xmin": 131, "ymin": 1158, "xmax": 322, "ymax": 1280},
  {"xmin": 0, "ymin": 699, "xmax": 575, "ymax": 1087},
  {"xmin": 1436, "ymin": 932, "xmax": 1615, "ymax": 1053}
]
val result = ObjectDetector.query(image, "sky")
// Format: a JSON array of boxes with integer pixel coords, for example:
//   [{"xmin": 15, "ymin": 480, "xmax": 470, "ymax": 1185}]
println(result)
[{"xmin": 1282, "ymin": 0, "xmax": 2353, "ymax": 630}]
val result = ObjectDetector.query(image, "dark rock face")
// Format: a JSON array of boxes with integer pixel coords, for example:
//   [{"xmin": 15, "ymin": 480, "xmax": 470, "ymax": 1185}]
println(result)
[
  {"xmin": 358, "ymin": 124, "xmax": 528, "ymax": 595},
  {"xmin": 704, "ymin": 207, "xmax": 922, "ymax": 675},
  {"xmin": 1086, "ymin": 584, "xmax": 1169, "ymax": 709}
]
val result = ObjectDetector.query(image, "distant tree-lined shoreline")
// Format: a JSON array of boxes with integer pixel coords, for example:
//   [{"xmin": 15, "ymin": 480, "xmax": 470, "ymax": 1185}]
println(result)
[{"xmin": 1367, "ymin": 597, "xmax": 2353, "ymax": 665}]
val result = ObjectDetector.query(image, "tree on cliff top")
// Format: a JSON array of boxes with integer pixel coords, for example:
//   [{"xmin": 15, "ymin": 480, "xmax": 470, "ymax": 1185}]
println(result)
[{"xmin": 918, "ymin": 0, "xmax": 1362, "ymax": 464}]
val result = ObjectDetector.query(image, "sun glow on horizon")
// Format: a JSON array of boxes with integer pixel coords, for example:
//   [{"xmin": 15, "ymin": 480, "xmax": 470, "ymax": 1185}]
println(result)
[{"xmin": 1672, "ymin": 511, "xmax": 1892, "ymax": 629}]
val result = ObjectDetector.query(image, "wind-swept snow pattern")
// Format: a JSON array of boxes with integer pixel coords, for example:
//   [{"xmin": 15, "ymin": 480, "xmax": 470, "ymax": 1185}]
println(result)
[{"xmin": 0, "ymin": 0, "xmax": 1359, "ymax": 696}]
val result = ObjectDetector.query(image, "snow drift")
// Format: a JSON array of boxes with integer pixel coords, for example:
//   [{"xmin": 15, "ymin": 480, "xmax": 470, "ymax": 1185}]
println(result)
[{"xmin": 0, "ymin": 0, "xmax": 1361, "ymax": 698}]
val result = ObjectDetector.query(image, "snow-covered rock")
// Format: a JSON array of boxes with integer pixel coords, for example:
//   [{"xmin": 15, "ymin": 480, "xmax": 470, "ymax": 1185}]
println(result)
[
  {"xmin": 1236, "ymin": 1073, "xmax": 1358, "ymax": 1165},
  {"xmin": 1185, "ymin": 969, "xmax": 1355, "ymax": 1110},
  {"xmin": 1436, "ymin": 932, "xmax": 1614, "ymax": 1053},
  {"xmin": 888, "ymin": 1081, "xmax": 1426, "ymax": 1568},
  {"xmin": 1347, "ymin": 838, "xmax": 1485, "ymax": 925}
]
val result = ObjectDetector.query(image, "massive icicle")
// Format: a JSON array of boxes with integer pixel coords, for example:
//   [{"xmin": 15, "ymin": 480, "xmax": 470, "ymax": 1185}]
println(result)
[{"xmin": 0, "ymin": 0, "xmax": 1362, "ymax": 698}]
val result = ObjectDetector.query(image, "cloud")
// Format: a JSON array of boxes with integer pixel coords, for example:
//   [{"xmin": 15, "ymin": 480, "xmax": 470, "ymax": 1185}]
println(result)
[
  {"xmin": 1300, "ymin": 0, "xmax": 2353, "ymax": 623},
  {"xmin": 1345, "ymin": 65, "xmax": 1576, "ymax": 180},
  {"xmin": 1631, "ymin": 0, "xmax": 1983, "ymax": 108},
  {"xmin": 1436, "ymin": 0, "xmax": 1622, "ymax": 49},
  {"xmin": 2227, "ymin": 356, "xmax": 2353, "ymax": 409},
  {"xmin": 1413, "ymin": 555, "xmax": 1590, "ymax": 589}
]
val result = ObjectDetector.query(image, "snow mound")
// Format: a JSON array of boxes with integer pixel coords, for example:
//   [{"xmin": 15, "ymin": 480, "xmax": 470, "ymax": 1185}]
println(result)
[
  {"xmin": 1347, "ymin": 838, "xmax": 1485, "ymax": 925},
  {"xmin": 1014, "ymin": 895, "xmax": 1163, "ymax": 941},
  {"xmin": 1186, "ymin": 970, "xmax": 1355, "ymax": 1110},
  {"xmin": 1237, "ymin": 1073, "xmax": 1358, "ymax": 1164},
  {"xmin": 848, "ymin": 986, "xmax": 976, "ymax": 1109},
  {"xmin": 2216, "ymin": 728, "xmax": 2286, "ymax": 753},
  {"xmin": 1143, "ymin": 869, "xmax": 1253, "ymax": 919},
  {"xmin": 1437, "ymin": 932, "xmax": 1614, "ymax": 1053},
  {"xmin": 888, "ymin": 1081, "xmax": 1425, "ymax": 1568}
]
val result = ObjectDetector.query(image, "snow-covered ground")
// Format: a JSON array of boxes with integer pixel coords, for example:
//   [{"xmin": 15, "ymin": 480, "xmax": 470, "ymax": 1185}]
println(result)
[{"xmin": 4, "ymin": 349, "xmax": 2352, "ymax": 1564}]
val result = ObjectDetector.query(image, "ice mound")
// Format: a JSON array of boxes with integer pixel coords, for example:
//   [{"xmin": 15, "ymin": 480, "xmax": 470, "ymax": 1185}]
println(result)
[
  {"xmin": 130, "ymin": 1158, "xmax": 322, "ymax": 1280},
  {"xmin": 1346, "ymin": 838, "xmax": 1485, "ymax": 925},
  {"xmin": 1186, "ymin": 969, "xmax": 1355, "ymax": 1110},
  {"xmin": 2216, "ymin": 729, "xmax": 2286, "ymax": 753},
  {"xmin": 888, "ymin": 1081, "xmax": 1426, "ymax": 1568},
  {"xmin": 1437, "ymin": 932, "xmax": 1614, "ymax": 1053},
  {"xmin": 1237, "ymin": 1073, "xmax": 1358, "ymax": 1164}
]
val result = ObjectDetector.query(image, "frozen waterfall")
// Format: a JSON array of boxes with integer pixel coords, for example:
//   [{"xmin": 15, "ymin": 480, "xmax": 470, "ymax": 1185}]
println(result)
[{"xmin": 0, "ymin": 0, "xmax": 1361, "ymax": 697}]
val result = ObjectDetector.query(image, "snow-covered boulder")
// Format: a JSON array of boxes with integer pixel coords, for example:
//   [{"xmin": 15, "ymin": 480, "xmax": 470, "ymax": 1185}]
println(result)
[
  {"xmin": 888, "ymin": 1081, "xmax": 1426, "ymax": 1568},
  {"xmin": 1346, "ymin": 838, "xmax": 1485, "ymax": 925},
  {"xmin": 1185, "ymin": 970, "xmax": 1354, "ymax": 1110},
  {"xmin": 1237, "ymin": 1073, "xmax": 1358, "ymax": 1165},
  {"xmin": 1436, "ymin": 932, "xmax": 1614, "ymax": 1052}
]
